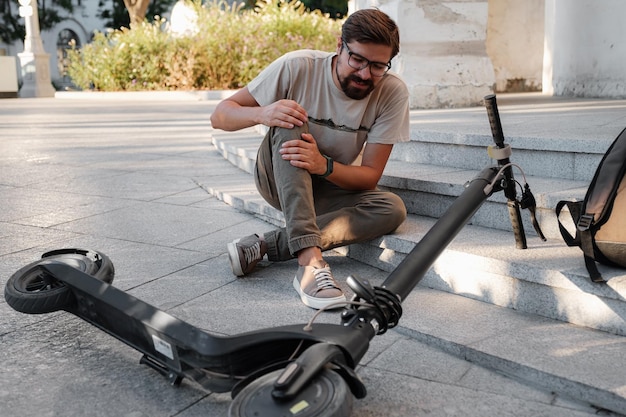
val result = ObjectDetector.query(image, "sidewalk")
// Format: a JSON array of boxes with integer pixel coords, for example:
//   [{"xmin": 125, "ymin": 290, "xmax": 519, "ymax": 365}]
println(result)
[{"xmin": 0, "ymin": 94, "xmax": 623, "ymax": 417}]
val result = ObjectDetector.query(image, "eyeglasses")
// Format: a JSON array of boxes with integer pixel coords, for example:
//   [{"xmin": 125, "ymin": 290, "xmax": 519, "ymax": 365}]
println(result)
[{"xmin": 342, "ymin": 41, "xmax": 391, "ymax": 77}]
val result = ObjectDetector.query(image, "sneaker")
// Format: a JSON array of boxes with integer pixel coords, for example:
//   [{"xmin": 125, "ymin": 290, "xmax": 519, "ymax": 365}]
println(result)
[
  {"xmin": 227, "ymin": 234, "xmax": 267, "ymax": 276},
  {"xmin": 293, "ymin": 261, "xmax": 346, "ymax": 309}
]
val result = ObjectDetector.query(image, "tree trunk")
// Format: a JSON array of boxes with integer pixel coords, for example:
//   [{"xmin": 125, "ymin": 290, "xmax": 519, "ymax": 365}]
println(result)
[{"xmin": 122, "ymin": 0, "xmax": 151, "ymax": 26}]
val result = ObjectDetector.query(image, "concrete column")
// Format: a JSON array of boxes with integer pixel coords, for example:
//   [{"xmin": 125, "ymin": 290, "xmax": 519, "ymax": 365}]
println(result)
[
  {"xmin": 353, "ymin": 0, "xmax": 495, "ymax": 109},
  {"xmin": 17, "ymin": 0, "xmax": 55, "ymax": 98},
  {"xmin": 543, "ymin": 0, "xmax": 626, "ymax": 98},
  {"xmin": 486, "ymin": 0, "xmax": 544, "ymax": 93}
]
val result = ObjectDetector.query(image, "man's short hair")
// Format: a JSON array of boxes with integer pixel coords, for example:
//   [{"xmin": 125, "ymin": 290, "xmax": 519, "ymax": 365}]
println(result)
[{"xmin": 341, "ymin": 9, "xmax": 400, "ymax": 59}]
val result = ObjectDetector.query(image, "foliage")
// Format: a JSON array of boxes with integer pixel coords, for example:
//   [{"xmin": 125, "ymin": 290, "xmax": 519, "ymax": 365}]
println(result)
[
  {"xmin": 97, "ymin": 0, "xmax": 177, "ymax": 30},
  {"xmin": 66, "ymin": 0, "xmax": 344, "ymax": 91},
  {"xmin": 0, "ymin": 0, "xmax": 72, "ymax": 43},
  {"xmin": 236, "ymin": 0, "xmax": 346, "ymax": 17},
  {"xmin": 0, "ymin": 0, "xmax": 24, "ymax": 44},
  {"xmin": 301, "ymin": 0, "xmax": 346, "ymax": 19}
]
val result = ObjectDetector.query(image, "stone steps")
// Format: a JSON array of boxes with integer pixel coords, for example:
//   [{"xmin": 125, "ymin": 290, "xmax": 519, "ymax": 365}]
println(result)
[
  {"xmin": 210, "ymin": 125, "xmax": 594, "ymax": 240},
  {"xmin": 205, "ymin": 98, "xmax": 626, "ymax": 414},
  {"xmin": 208, "ymin": 125, "xmax": 626, "ymax": 338}
]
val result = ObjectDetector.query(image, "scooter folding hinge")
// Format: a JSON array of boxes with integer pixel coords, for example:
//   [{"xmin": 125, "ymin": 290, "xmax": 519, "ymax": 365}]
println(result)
[{"xmin": 487, "ymin": 144, "xmax": 512, "ymax": 160}]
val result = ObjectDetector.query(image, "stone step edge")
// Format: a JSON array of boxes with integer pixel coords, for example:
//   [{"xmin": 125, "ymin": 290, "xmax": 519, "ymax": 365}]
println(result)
[
  {"xmin": 208, "ymin": 171, "xmax": 624, "ymax": 296},
  {"xmin": 394, "ymin": 285, "xmax": 626, "ymax": 416},
  {"xmin": 351, "ymin": 215, "xmax": 626, "ymax": 298},
  {"xmin": 205, "ymin": 169, "xmax": 626, "ymax": 413},
  {"xmin": 207, "ymin": 128, "xmax": 626, "ymax": 415},
  {"xmin": 211, "ymin": 132, "xmax": 590, "ymax": 241},
  {"xmin": 392, "ymin": 318, "xmax": 626, "ymax": 416},
  {"xmin": 209, "ymin": 122, "xmax": 614, "ymax": 155},
  {"xmin": 205, "ymin": 138, "xmax": 626, "ymax": 298},
  {"xmin": 210, "ymin": 131, "xmax": 591, "ymax": 210},
  {"xmin": 203, "ymin": 172, "xmax": 626, "ymax": 334},
  {"xmin": 406, "ymin": 128, "xmax": 613, "ymax": 154},
  {"xmin": 341, "ymin": 238, "xmax": 625, "ymax": 337},
  {"xmin": 206, "ymin": 136, "xmax": 626, "ymax": 334},
  {"xmin": 206, "ymin": 179, "xmax": 626, "ymax": 415}
]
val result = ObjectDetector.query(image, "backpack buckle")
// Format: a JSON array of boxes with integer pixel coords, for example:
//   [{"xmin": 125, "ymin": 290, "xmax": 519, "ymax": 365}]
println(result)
[{"xmin": 577, "ymin": 214, "xmax": 594, "ymax": 231}]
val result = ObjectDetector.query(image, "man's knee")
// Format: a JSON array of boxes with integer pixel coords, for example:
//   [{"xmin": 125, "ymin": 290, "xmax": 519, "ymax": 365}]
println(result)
[
  {"xmin": 271, "ymin": 123, "xmax": 310, "ymax": 144},
  {"xmin": 385, "ymin": 192, "xmax": 407, "ymax": 230},
  {"xmin": 362, "ymin": 191, "xmax": 406, "ymax": 233}
]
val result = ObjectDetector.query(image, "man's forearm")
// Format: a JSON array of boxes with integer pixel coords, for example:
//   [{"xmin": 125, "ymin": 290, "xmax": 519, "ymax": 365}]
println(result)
[
  {"xmin": 325, "ymin": 162, "xmax": 382, "ymax": 191},
  {"xmin": 210, "ymin": 101, "xmax": 261, "ymax": 131}
]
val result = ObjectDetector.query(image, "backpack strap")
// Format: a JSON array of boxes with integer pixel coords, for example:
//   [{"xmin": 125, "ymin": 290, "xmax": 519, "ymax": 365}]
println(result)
[
  {"xmin": 555, "ymin": 200, "xmax": 581, "ymax": 247},
  {"xmin": 579, "ymin": 229, "xmax": 607, "ymax": 283},
  {"xmin": 555, "ymin": 200, "xmax": 606, "ymax": 283}
]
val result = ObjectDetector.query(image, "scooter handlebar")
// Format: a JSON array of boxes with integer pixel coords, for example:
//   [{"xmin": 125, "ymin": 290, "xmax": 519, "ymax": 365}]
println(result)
[
  {"xmin": 484, "ymin": 94, "xmax": 505, "ymax": 149},
  {"xmin": 484, "ymin": 94, "xmax": 528, "ymax": 249}
]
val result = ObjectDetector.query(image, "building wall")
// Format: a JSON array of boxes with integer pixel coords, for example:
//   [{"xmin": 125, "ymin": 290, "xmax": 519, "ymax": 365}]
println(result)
[
  {"xmin": 486, "ymin": 0, "xmax": 544, "ymax": 92},
  {"xmin": 0, "ymin": 0, "xmax": 112, "ymax": 88},
  {"xmin": 354, "ymin": 0, "xmax": 495, "ymax": 109},
  {"xmin": 543, "ymin": 0, "xmax": 626, "ymax": 98},
  {"xmin": 3, "ymin": 0, "xmax": 626, "ymax": 99}
]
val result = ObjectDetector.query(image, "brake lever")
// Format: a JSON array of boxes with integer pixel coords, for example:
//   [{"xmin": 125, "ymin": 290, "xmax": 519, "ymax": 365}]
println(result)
[{"xmin": 519, "ymin": 183, "xmax": 546, "ymax": 241}]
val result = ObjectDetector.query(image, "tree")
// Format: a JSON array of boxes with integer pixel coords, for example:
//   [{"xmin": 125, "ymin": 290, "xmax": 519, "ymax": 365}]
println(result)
[
  {"xmin": 123, "ymin": 0, "xmax": 150, "ymax": 26},
  {"xmin": 0, "ymin": 0, "xmax": 72, "ymax": 43},
  {"xmin": 98, "ymin": 0, "xmax": 176, "ymax": 29},
  {"xmin": 301, "ymin": 0, "xmax": 346, "ymax": 18}
]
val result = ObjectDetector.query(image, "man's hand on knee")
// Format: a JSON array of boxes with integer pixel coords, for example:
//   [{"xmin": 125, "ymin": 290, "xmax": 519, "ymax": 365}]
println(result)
[
  {"xmin": 261, "ymin": 99, "xmax": 308, "ymax": 129},
  {"xmin": 279, "ymin": 133, "xmax": 328, "ymax": 176}
]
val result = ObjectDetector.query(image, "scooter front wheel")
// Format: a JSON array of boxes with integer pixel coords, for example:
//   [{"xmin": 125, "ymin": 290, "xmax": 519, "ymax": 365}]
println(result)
[
  {"xmin": 4, "ymin": 249, "xmax": 115, "ymax": 314},
  {"xmin": 229, "ymin": 368, "xmax": 353, "ymax": 417}
]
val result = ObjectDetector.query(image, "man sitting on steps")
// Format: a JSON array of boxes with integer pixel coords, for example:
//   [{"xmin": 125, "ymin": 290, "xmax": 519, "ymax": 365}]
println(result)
[{"xmin": 210, "ymin": 8, "xmax": 410, "ymax": 310}]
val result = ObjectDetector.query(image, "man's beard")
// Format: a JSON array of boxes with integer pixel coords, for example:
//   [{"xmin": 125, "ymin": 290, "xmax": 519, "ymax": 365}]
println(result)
[{"xmin": 337, "ymin": 65, "xmax": 375, "ymax": 100}]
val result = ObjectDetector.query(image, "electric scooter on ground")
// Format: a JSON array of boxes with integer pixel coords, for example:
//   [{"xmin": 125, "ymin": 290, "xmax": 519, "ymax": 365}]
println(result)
[{"xmin": 4, "ymin": 95, "xmax": 545, "ymax": 416}]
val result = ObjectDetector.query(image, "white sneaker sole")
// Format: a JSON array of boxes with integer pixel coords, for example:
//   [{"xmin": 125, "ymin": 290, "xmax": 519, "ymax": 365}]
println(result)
[
  {"xmin": 227, "ymin": 240, "xmax": 244, "ymax": 277},
  {"xmin": 292, "ymin": 276, "xmax": 347, "ymax": 310}
]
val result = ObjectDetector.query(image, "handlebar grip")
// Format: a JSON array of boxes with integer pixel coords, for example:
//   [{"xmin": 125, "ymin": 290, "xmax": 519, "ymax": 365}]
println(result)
[
  {"xmin": 484, "ymin": 94, "xmax": 505, "ymax": 148},
  {"xmin": 507, "ymin": 200, "xmax": 527, "ymax": 249}
]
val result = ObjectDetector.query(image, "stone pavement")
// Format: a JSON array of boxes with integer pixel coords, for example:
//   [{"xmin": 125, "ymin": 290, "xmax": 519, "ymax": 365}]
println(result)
[{"xmin": 0, "ymin": 93, "xmax": 624, "ymax": 417}]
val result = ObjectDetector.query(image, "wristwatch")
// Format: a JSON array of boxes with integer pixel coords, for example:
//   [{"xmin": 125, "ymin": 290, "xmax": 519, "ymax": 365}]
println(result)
[{"xmin": 320, "ymin": 154, "xmax": 334, "ymax": 178}]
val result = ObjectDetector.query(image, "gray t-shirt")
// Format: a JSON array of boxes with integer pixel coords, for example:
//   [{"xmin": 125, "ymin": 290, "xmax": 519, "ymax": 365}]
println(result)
[{"xmin": 247, "ymin": 50, "xmax": 410, "ymax": 165}]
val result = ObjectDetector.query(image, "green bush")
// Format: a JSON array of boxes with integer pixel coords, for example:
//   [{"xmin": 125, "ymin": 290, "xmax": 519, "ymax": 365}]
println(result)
[{"xmin": 66, "ymin": 0, "xmax": 344, "ymax": 91}]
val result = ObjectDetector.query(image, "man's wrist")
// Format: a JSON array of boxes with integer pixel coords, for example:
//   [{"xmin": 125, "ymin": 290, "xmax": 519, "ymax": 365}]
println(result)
[{"xmin": 319, "ymin": 154, "xmax": 334, "ymax": 178}]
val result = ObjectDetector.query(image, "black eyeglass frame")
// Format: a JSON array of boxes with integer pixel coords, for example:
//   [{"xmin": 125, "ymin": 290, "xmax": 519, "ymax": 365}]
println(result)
[{"xmin": 341, "ymin": 40, "xmax": 392, "ymax": 77}]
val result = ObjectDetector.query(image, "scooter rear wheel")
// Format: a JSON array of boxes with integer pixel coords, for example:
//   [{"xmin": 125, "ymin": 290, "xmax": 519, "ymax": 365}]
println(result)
[
  {"xmin": 228, "ymin": 368, "xmax": 353, "ymax": 417},
  {"xmin": 4, "ymin": 249, "xmax": 114, "ymax": 314}
]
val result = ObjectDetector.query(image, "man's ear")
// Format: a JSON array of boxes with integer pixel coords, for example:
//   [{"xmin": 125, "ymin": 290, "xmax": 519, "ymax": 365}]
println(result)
[{"xmin": 336, "ymin": 36, "xmax": 343, "ymax": 53}]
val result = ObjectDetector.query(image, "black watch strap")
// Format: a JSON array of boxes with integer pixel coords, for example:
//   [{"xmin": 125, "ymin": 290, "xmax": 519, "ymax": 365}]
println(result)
[{"xmin": 320, "ymin": 154, "xmax": 334, "ymax": 178}]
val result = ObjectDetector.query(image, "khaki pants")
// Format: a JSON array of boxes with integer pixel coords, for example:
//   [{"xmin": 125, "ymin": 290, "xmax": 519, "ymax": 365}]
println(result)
[{"xmin": 254, "ymin": 124, "xmax": 407, "ymax": 262}]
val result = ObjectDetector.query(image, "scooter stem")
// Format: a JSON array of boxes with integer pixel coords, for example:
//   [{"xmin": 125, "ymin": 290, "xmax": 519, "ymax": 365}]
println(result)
[{"xmin": 381, "ymin": 166, "xmax": 500, "ymax": 302}]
